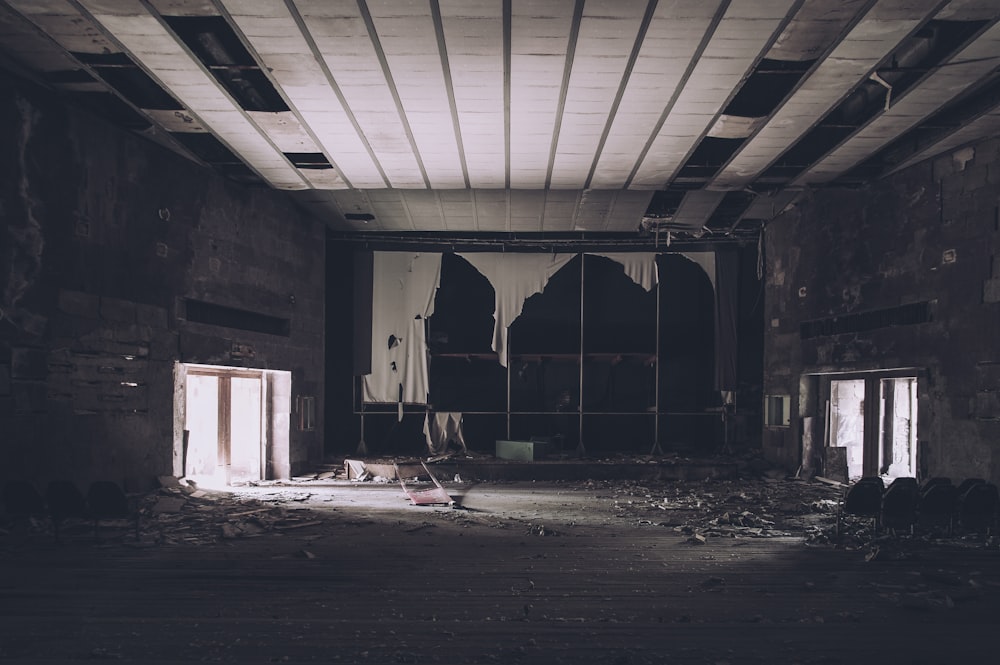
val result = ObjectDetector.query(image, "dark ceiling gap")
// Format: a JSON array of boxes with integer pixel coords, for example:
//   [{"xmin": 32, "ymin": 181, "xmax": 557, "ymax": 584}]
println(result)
[
  {"xmin": 643, "ymin": 189, "xmax": 687, "ymax": 220},
  {"xmin": 283, "ymin": 152, "xmax": 334, "ymax": 169},
  {"xmin": 676, "ymin": 137, "xmax": 747, "ymax": 180},
  {"xmin": 722, "ymin": 57, "xmax": 814, "ymax": 118},
  {"xmin": 705, "ymin": 191, "xmax": 757, "ymax": 231},
  {"xmin": 836, "ymin": 20, "xmax": 989, "ymax": 125},
  {"xmin": 71, "ymin": 52, "xmax": 134, "ymax": 66},
  {"xmin": 760, "ymin": 18, "xmax": 990, "ymax": 185},
  {"xmin": 163, "ymin": 15, "xmax": 288, "ymax": 113},
  {"xmin": 70, "ymin": 49, "xmax": 181, "ymax": 111},
  {"xmin": 73, "ymin": 92, "xmax": 152, "ymax": 131},
  {"xmin": 91, "ymin": 66, "xmax": 183, "ymax": 111},
  {"xmin": 840, "ymin": 71, "xmax": 1000, "ymax": 181}
]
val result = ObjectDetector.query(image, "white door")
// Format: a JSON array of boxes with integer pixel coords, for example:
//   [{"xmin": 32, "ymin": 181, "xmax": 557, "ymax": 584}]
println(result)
[
  {"xmin": 830, "ymin": 379, "xmax": 866, "ymax": 481},
  {"xmin": 229, "ymin": 376, "xmax": 263, "ymax": 483},
  {"xmin": 185, "ymin": 374, "xmax": 220, "ymax": 481}
]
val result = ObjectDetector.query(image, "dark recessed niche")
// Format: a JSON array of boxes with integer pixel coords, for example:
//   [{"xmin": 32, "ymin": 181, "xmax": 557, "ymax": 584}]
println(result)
[
  {"xmin": 183, "ymin": 299, "xmax": 290, "ymax": 337},
  {"xmin": 800, "ymin": 302, "xmax": 931, "ymax": 339}
]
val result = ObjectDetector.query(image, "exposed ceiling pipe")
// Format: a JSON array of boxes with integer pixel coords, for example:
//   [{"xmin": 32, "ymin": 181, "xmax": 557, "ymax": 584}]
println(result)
[
  {"xmin": 837, "ymin": 27, "xmax": 936, "ymax": 123},
  {"xmin": 193, "ymin": 31, "xmax": 268, "ymax": 111}
]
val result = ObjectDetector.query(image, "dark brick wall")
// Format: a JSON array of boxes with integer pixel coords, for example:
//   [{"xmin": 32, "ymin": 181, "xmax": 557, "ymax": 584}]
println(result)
[
  {"xmin": 763, "ymin": 137, "xmax": 1000, "ymax": 482},
  {"xmin": 0, "ymin": 73, "xmax": 325, "ymax": 487}
]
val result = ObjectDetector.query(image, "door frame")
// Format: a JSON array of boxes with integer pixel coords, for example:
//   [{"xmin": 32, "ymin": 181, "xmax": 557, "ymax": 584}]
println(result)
[
  {"xmin": 174, "ymin": 362, "xmax": 280, "ymax": 483},
  {"xmin": 802, "ymin": 367, "xmax": 924, "ymax": 482}
]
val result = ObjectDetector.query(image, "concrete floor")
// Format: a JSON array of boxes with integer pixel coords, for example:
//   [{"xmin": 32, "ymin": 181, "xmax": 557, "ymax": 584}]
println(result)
[{"xmin": 2, "ymin": 476, "xmax": 998, "ymax": 664}]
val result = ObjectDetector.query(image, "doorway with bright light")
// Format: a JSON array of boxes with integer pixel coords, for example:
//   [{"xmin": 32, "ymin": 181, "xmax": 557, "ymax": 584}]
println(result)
[
  {"xmin": 174, "ymin": 363, "xmax": 292, "ymax": 486},
  {"xmin": 827, "ymin": 373, "xmax": 919, "ymax": 483}
]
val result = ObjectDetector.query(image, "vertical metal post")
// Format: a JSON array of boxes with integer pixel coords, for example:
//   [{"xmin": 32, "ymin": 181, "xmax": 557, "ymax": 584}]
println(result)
[
  {"xmin": 356, "ymin": 375, "xmax": 368, "ymax": 457},
  {"xmin": 577, "ymin": 255, "xmax": 586, "ymax": 456},
  {"xmin": 651, "ymin": 270, "xmax": 663, "ymax": 455},
  {"xmin": 506, "ymin": 329, "xmax": 511, "ymax": 440}
]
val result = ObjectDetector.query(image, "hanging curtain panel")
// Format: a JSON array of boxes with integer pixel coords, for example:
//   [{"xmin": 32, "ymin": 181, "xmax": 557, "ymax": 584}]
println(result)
[
  {"xmin": 362, "ymin": 252, "xmax": 443, "ymax": 408},
  {"xmin": 713, "ymin": 249, "xmax": 739, "ymax": 392},
  {"xmin": 679, "ymin": 251, "xmax": 716, "ymax": 292},
  {"xmin": 589, "ymin": 253, "xmax": 659, "ymax": 291},
  {"xmin": 458, "ymin": 253, "xmax": 575, "ymax": 367}
]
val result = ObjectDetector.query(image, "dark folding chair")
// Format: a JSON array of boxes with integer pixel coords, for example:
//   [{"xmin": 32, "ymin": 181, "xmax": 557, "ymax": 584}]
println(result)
[
  {"xmin": 956, "ymin": 478, "xmax": 986, "ymax": 497},
  {"xmin": 881, "ymin": 477, "xmax": 919, "ymax": 535},
  {"xmin": 917, "ymin": 479, "xmax": 958, "ymax": 536},
  {"xmin": 920, "ymin": 477, "xmax": 952, "ymax": 493},
  {"xmin": 957, "ymin": 482, "xmax": 999, "ymax": 535},
  {"xmin": 45, "ymin": 480, "xmax": 89, "ymax": 541},
  {"xmin": 837, "ymin": 476, "xmax": 884, "ymax": 541},
  {"xmin": 87, "ymin": 481, "xmax": 138, "ymax": 541}
]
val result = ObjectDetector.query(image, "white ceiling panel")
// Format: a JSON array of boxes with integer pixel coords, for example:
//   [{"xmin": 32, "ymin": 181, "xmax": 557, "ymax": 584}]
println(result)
[
  {"xmin": 367, "ymin": 0, "xmax": 465, "ymax": 188},
  {"xmin": 4, "ymin": 0, "xmax": 1000, "ymax": 235},
  {"xmin": 630, "ymin": 0, "xmax": 798, "ymax": 190},
  {"xmin": 605, "ymin": 190, "xmax": 655, "ymax": 232},
  {"xmin": 671, "ymin": 189, "xmax": 727, "ymax": 234},
  {"xmin": 296, "ymin": 0, "xmax": 425, "ymax": 188},
  {"xmin": 548, "ymin": 0, "xmax": 647, "ymax": 189},
  {"xmin": 509, "ymin": 0, "xmax": 575, "ymax": 188},
  {"xmin": 439, "ymin": 0, "xmax": 505, "ymax": 189},
  {"xmin": 543, "ymin": 190, "xmax": 582, "ymax": 232}
]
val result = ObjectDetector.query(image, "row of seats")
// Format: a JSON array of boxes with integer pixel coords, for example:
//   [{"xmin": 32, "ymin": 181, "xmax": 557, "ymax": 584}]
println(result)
[
  {"xmin": 838, "ymin": 476, "xmax": 999, "ymax": 539},
  {"xmin": 1, "ymin": 479, "xmax": 138, "ymax": 541}
]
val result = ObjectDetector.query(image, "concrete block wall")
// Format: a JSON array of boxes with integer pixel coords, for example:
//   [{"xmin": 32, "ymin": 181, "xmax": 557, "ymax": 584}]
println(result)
[
  {"xmin": 0, "ymin": 73, "xmax": 325, "ymax": 488},
  {"xmin": 763, "ymin": 135, "xmax": 1000, "ymax": 483}
]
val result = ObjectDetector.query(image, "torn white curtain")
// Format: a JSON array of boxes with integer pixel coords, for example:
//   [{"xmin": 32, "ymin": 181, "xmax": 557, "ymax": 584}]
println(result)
[
  {"xmin": 423, "ymin": 411, "xmax": 468, "ymax": 456},
  {"xmin": 362, "ymin": 252, "xmax": 442, "ymax": 407},
  {"xmin": 458, "ymin": 253, "xmax": 575, "ymax": 367},
  {"xmin": 590, "ymin": 253, "xmax": 658, "ymax": 291}
]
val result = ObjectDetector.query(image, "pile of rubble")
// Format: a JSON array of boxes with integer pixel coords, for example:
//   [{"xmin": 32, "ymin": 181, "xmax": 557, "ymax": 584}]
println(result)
[{"xmin": 593, "ymin": 477, "xmax": 842, "ymax": 539}]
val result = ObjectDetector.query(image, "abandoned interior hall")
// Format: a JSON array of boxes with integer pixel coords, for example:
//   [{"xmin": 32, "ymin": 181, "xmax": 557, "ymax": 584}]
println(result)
[{"xmin": 3, "ymin": 0, "xmax": 1000, "ymax": 663}]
